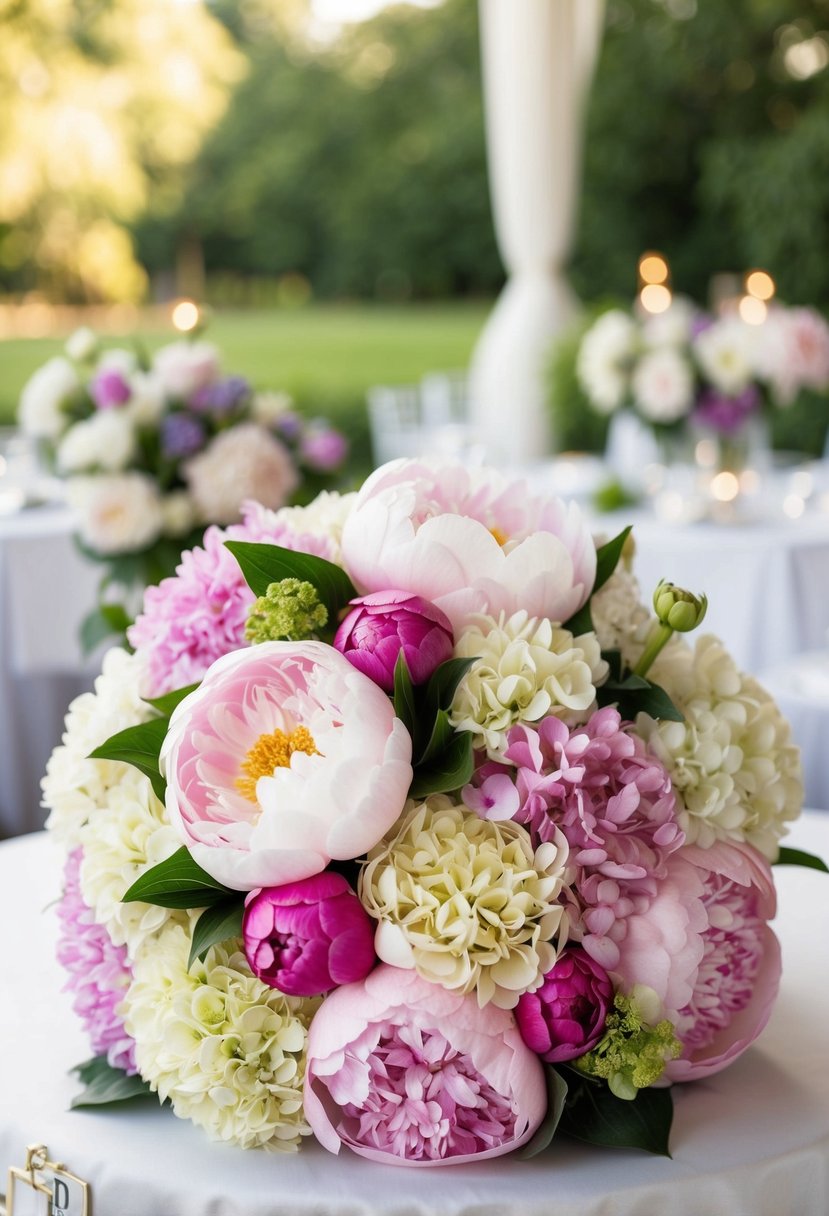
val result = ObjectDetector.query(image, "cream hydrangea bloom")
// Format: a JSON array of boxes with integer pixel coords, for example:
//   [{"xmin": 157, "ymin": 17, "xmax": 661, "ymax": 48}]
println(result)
[
  {"xmin": 449, "ymin": 610, "xmax": 608, "ymax": 759},
  {"xmin": 360, "ymin": 795, "xmax": 570, "ymax": 1010},
  {"xmin": 245, "ymin": 490, "xmax": 357, "ymax": 567},
  {"xmin": 590, "ymin": 564, "xmax": 652, "ymax": 668},
  {"xmin": 123, "ymin": 923, "xmax": 315, "ymax": 1151},
  {"xmin": 78, "ymin": 776, "xmax": 183, "ymax": 957},
  {"xmin": 637, "ymin": 635, "xmax": 803, "ymax": 858},
  {"xmin": 43, "ymin": 648, "xmax": 156, "ymax": 847}
]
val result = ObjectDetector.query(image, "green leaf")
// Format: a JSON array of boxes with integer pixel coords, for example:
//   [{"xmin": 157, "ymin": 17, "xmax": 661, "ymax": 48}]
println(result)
[
  {"xmin": 423, "ymin": 657, "xmax": 477, "ymax": 712},
  {"xmin": 89, "ymin": 718, "xmax": 168, "ymax": 801},
  {"xmin": 593, "ymin": 526, "xmax": 633, "ymax": 595},
  {"xmin": 558, "ymin": 1074, "xmax": 673, "ymax": 1156},
  {"xmin": 70, "ymin": 1056, "xmax": 155, "ymax": 1109},
  {"xmin": 122, "ymin": 847, "xmax": 236, "ymax": 909},
  {"xmin": 144, "ymin": 683, "xmax": 200, "ymax": 717},
  {"xmin": 188, "ymin": 899, "xmax": 245, "ymax": 969},
  {"xmin": 79, "ymin": 603, "xmax": 132, "ymax": 654},
  {"xmin": 417, "ymin": 707, "xmax": 456, "ymax": 766},
  {"xmin": 518, "ymin": 1066, "xmax": 569, "ymax": 1159},
  {"xmin": 409, "ymin": 729, "xmax": 475, "ymax": 799},
  {"xmin": 598, "ymin": 676, "xmax": 684, "ymax": 723},
  {"xmin": 774, "ymin": 846, "xmax": 829, "ymax": 873},
  {"xmin": 393, "ymin": 651, "xmax": 417, "ymax": 738},
  {"xmin": 225, "ymin": 540, "xmax": 356, "ymax": 619},
  {"xmin": 564, "ymin": 601, "xmax": 593, "ymax": 637}
]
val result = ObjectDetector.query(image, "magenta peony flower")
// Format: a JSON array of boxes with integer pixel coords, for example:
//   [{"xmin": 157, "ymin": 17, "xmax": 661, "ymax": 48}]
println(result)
[
  {"xmin": 665, "ymin": 841, "xmax": 781, "ymax": 1082},
  {"xmin": 161, "ymin": 640, "xmax": 412, "ymax": 891},
  {"xmin": 304, "ymin": 965, "xmax": 546, "ymax": 1165},
  {"xmin": 90, "ymin": 368, "xmax": 131, "ymax": 410},
  {"xmin": 334, "ymin": 591, "xmax": 454, "ymax": 691},
  {"xmin": 56, "ymin": 850, "xmax": 137, "ymax": 1074},
  {"xmin": 340, "ymin": 458, "xmax": 596, "ymax": 635},
  {"xmin": 243, "ymin": 871, "xmax": 376, "ymax": 996},
  {"xmin": 515, "ymin": 947, "xmax": 613, "ymax": 1063}
]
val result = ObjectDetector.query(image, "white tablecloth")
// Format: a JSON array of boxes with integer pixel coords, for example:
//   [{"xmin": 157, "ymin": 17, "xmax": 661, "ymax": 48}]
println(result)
[
  {"xmin": 600, "ymin": 510, "xmax": 829, "ymax": 676},
  {"xmin": 0, "ymin": 506, "xmax": 100, "ymax": 838},
  {"xmin": 1, "ymin": 818, "xmax": 827, "ymax": 1216},
  {"xmin": 759, "ymin": 652, "xmax": 829, "ymax": 811}
]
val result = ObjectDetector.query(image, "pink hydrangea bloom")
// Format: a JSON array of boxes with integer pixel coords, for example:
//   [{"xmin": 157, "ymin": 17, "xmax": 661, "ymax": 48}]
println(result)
[
  {"xmin": 340, "ymin": 458, "xmax": 596, "ymax": 634},
  {"xmin": 304, "ymin": 965, "xmax": 545, "ymax": 1165},
  {"xmin": 128, "ymin": 502, "xmax": 341, "ymax": 698},
  {"xmin": 666, "ymin": 841, "xmax": 781, "ymax": 1081},
  {"xmin": 56, "ymin": 849, "xmax": 136, "ymax": 1074}
]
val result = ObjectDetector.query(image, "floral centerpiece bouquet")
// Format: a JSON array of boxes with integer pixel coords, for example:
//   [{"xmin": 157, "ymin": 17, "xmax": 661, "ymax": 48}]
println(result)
[
  {"xmin": 44, "ymin": 458, "xmax": 822, "ymax": 1166},
  {"xmin": 577, "ymin": 299, "xmax": 829, "ymax": 468},
  {"xmin": 18, "ymin": 327, "xmax": 348, "ymax": 646}
]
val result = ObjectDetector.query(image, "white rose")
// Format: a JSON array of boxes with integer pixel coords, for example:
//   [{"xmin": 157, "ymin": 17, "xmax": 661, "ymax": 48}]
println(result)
[
  {"xmin": 56, "ymin": 410, "xmax": 136, "ymax": 473},
  {"xmin": 694, "ymin": 318, "xmax": 753, "ymax": 395},
  {"xmin": 125, "ymin": 371, "xmax": 166, "ymax": 426},
  {"xmin": 577, "ymin": 310, "xmax": 639, "ymax": 414},
  {"xmin": 632, "ymin": 347, "xmax": 694, "ymax": 424},
  {"xmin": 96, "ymin": 347, "xmax": 137, "ymax": 377},
  {"xmin": 18, "ymin": 357, "xmax": 79, "ymax": 440},
  {"xmin": 65, "ymin": 326, "xmax": 98, "ymax": 362},
  {"xmin": 152, "ymin": 340, "xmax": 220, "ymax": 399},
  {"xmin": 67, "ymin": 472, "xmax": 164, "ymax": 555},
  {"xmin": 161, "ymin": 490, "xmax": 196, "ymax": 537}
]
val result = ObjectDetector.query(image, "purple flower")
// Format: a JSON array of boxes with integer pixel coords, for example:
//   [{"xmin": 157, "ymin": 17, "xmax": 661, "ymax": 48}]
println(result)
[
  {"xmin": 300, "ymin": 425, "xmax": 349, "ymax": 472},
  {"xmin": 273, "ymin": 409, "xmax": 305, "ymax": 441},
  {"xmin": 334, "ymin": 590, "xmax": 454, "ymax": 691},
  {"xmin": 243, "ymin": 871, "xmax": 376, "ymax": 996},
  {"xmin": 56, "ymin": 849, "xmax": 137, "ymax": 1074},
  {"xmin": 189, "ymin": 375, "xmax": 250, "ymax": 415},
  {"xmin": 692, "ymin": 386, "xmax": 760, "ymax": 436},
  {"xmin": 515, "ymin": 947, "xmax": 612, "ymax": 1062},
  {"xmin": 161, "ymin": 412, "xmax": 207, "ymax": 459},
  {"xmin": 90, "ymin": 368, "xmax": 131, "ymax": 410}
]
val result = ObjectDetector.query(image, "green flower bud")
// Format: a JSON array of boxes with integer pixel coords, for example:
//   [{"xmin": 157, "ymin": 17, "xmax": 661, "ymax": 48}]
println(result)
[
  {"xmin": 652, "ymin": 580, "xmax": 708, "ymax": 633},
  {"xmin": 573, "ymin": 989, "xmax": 682, "ymax": 1099},
  {"xmin": 245, "ymin": 578, "xmax": 328, "ymax": 645}
]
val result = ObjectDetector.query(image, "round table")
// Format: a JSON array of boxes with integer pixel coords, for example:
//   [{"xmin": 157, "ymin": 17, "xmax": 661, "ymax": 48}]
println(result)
[{"xmin": 1, "ymin": 818, "xmax": 828, "ymax": 1216}]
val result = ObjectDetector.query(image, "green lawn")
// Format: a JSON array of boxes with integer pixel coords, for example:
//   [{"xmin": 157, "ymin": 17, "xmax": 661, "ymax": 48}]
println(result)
[{"xmin": 0, "ymin": 302, "xmax": 491, "ymax": 471}]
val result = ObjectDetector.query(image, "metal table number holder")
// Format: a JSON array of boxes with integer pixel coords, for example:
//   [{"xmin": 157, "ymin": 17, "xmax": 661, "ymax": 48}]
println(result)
[{"xmin": 6, "ymin": 1144, "xmax": 89, "ymax": 1216}]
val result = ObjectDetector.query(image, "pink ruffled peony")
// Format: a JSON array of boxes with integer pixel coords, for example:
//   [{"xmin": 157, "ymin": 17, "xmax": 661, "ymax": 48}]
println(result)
[
  {"xmin": 243, "ymin": 871, "xmax": 376, "ymax": 996},
  {"xmin": 334, "ymin": 591, "xmax": 454, "ymax": 691},
  {"xmin": 340, "ymin": 458, "xmax": 596, "ymax": 634},
  {"xmin": 515, "ymin": 947, "xmax": 613, "ymax": 1063},
  {"xmin": 304, "ymin": 965, "xmax": 545, "ymax": 1165},
  {"xmin": 56, "ymin": 849, "xmax": 137, "ymax": 1074},
  {"xmin": 160, "ymin": 641, "xmax": 413, "ymax": 891},
  {"xmin": 665, "ymin": 841, "xmax": 781, "ymax": 1081}
]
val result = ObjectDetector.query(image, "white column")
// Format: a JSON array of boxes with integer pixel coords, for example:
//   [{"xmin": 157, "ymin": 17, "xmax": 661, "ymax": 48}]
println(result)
[{"xmin": 469, "ymin": 0, "xmax": 605, "ymax": 468}]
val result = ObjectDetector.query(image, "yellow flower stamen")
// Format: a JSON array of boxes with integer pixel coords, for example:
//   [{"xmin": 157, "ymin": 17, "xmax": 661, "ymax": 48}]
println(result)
[
  {"xmin": 489, "ymin": 526, "xmax": 509, "ymax": 547},
  {"xmin": 236, "ymin": 725, "xmax": 318, "ymax": 803}
]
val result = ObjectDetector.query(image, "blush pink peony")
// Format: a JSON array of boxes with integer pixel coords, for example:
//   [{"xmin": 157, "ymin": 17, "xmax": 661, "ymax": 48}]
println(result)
[
  {"xmin": 304, "ymin": 965, "xmax": 546, "ymax": 1166},
  {"xmin": 160, "ymin": 641, "xmax": 413, "ymax": 891},
  {"xmin": 340, "ymin": 459, "xmax": 596, "ymax": 634}
]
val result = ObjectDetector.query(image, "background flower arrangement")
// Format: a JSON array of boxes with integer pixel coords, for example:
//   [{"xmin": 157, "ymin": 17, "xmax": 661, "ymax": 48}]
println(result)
[
  {"xmin": 42, "ymin": 457, "xmax": 824, "ymax": 1167},
  {"xmin": 576, "ymin": 298, "xmax": 829, "ymax": 463},
  {"xmin": 17, "ymin": 326, "xmax": 349, "ymax": 647}
]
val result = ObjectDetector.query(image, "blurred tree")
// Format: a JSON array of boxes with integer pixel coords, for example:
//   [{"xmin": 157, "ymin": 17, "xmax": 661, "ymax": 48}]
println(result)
[
  {"xmin": 572, "ymin": 0, "xmax": 829, "ymax": 307},
  {"xmin": 0, "ymin": 0, "xmax": 245, "ymax": 301},
  {"xmin": 135, "ymin": 0, "xmax": 503, "ymax": 300}
]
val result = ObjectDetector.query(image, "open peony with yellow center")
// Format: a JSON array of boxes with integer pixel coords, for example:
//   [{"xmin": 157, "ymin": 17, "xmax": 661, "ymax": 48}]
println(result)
[
  {"xmin": 160, "ymin": 641, "xmax": 413, "ymax": 891},
  {"xmin": 359, "ymin": 795, "xmax": 569, "ymax": 1009}
]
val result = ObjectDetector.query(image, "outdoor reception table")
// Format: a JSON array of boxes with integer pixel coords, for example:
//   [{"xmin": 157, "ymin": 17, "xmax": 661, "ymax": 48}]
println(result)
[
  {"xmin": 0, "ymin": 505, "xmax": 100, "ymax": 837},
  {"xmin": 759, "ymin": 652, "xmax": 829, "ymax": 811},
  {"xmin": 1, "ymin": 816, "xmax": 827, "ymax": 1216}
]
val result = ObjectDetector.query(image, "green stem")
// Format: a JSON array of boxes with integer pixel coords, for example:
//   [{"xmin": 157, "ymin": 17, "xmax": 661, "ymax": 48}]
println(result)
[{"xmin": 633, "ymin": 622, "xmax": 674, "ymax": 678}]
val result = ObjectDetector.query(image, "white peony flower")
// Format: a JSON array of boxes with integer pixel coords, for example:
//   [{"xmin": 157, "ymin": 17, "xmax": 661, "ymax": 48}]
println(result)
[
  {"xmin": 360, "ymin": 796, "xmax": 570, "ymax": 1010},
  {"xmin": 18, "ymin": 356, "xmax": 79, "ymax": 440},
  {"xmin": 125, "ymin": 370, "xmax": 167, "ymax": 426},
  {"xmin": 577, "ymin": 310, "xmax": 638, "ymax": 414},
  {"xmin": 642, "ymin": 298, "xmax": 696, "ymax": 348},
  {"xmin": 251, "ymin": 390, "xmax": 295, "ymax": 425},
  {"xmin": 57, "ymin": 410, "xmax": 136, "ymax": 473},
  {"xmin": 632, "ymin": 347, "xmax": 694, "ymax": 424},
  {"xmin": 65, "ymin": 326, "xmax": 98, "ymax": 362},
  {"xmin": 161, "ymin": 490, "xmax": 197, "ymax": 537},
  {"xmin": 450, "ymin": 610, "xmax": 609, "ymax": 759},
  {"xmin": 66, "ymin": 473, "xmax": 164, "ymax": 555},
  {"xmin": 693, "ymin": 318, "xmax": 754, "ymax": 395},
  {"xmin": 78, "ymin": 776, "xmax": 182, "ymax": 957},
  {"xmin": 96, "ymin": 347, "xmax": 137, "ymax": 378},
  {"xmin": 637, "ymin": 635, "xmax": 803, "ymax": 858},
  {"xmin": 43, "ymin": 648, "xmax": 154, "ymax": 846},
  {"xmin": 123, "ymin": 922, "xmax": 315, "ymax": 1150},
  {"xmin": 184, "ymin": 424, "xmax": 299, "ymax": 525},
  {"xmin": 152, "ymin": 340, "xmax": 220, "ymax": 399}
]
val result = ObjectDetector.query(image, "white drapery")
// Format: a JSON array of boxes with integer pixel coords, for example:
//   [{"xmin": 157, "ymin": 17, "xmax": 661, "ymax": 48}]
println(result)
[{"xmin": 469, "ymin": 0, "xmax": 605, "ymax": 466}]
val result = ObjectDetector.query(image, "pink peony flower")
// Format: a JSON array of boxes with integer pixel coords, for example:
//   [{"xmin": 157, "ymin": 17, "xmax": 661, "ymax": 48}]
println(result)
[
  {"xmin": 340, "ymin": 458, "xmax": 596, "ymax": 635},
  {"xmin": 304, "ymin": 965, "xmax": 546, "ymax": 1165},
  {"xmin": 56, "ymin": 849, "xmax": 137, "ymax": 1074},
  {"xmin": 160, "ymin": 641, "xmax": 413, "ymax": 891},
  {"xmin": 665, "ymin": 841, "xmax": 781, "ymax": 1081},
  {"xmin": 243, "ymin": 871, "xmax": 376, "ymax": 996},
  {"xmin": 334, "ymin": 591, "xmax": 454, "ymax": 691},
  {"xmin": 515, "ymin": 947, "xmax": 613, "ymax": 1063}
]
